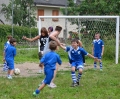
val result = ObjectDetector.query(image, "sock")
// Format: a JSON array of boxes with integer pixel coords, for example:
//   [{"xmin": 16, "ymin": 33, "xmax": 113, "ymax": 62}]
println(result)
[
  {"xmin": 71, "ymin": 71, "xmax": 77, "ymax": 83},
  {"xmin": 94, "ymin": 62, "xmax": 97, "ymax": 68},
  {"xmin": 77, "ymin": 73, "xmax": 82, "ymax": 82},
  {"xmin": 35, "ymin": 89, "xmax": 40, "ymax": 94},
  {"xmin": 100, "ymin": 62, "xmax": 102, "ymax": 69}
]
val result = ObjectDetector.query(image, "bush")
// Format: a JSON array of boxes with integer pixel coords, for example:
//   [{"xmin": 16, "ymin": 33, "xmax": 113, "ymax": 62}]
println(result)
[{"xmin": 0, "ymin": 24, "xmax": 38, "ymax": 42}]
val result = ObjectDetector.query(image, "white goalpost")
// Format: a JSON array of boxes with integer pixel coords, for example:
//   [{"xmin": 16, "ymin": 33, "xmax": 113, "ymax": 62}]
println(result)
[{"xmin": 38, "ymin": 16, "xmax": 119, "ymax": 64}]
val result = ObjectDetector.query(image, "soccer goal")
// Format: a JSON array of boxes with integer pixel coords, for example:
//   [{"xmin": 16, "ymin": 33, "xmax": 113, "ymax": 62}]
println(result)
[{"xmin": 38, "ymin": 16, "xmax": 119, "ymax": 64}]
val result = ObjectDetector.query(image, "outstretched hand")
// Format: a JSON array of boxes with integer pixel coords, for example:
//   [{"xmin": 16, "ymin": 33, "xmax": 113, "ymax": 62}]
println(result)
[
  {"xmin": 22, "ymin": 36, "xmax": 26, "ymax": 40},
  {"xmin": 94, "ymin": 57, "xmax": 98, "ymax": 62}
]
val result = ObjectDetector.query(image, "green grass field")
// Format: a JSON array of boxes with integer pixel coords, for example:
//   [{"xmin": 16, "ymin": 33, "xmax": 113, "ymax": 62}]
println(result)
[
  {"xmin": 0, "ymin": 47, "xmax": 120, "ymax": 99},
  {"xmin": 0, "ymin": 58, "xmax": 120, "ymax": 99}
]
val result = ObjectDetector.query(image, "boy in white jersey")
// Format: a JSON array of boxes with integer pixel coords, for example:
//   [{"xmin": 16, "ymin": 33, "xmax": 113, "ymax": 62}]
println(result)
[
  {"xmin": 92, "ymin": 33, "xmax": 104, "ymax": 71},
  {"xmin": 60, "ymin": 39, "xmax": 98, "ymax": 87}
]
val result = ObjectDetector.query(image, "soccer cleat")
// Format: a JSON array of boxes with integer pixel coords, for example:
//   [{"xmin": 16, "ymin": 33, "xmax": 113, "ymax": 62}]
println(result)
[
  {"xmin": 48, "ymin": 82, "xmax": 57, "ymax": 88},
  {"xmin": 100, "ymin": 69, "xmax": 103, "ymax": 71},
  {"xmin": 33, "ymin": 92, "xmax": 37, "ymax": 97},
  {"xmin": 70, "ymin": 82, "xmax": 78, "ymax": 87},
  {"xmin": 7, "ymin": 75, "xmax": 12, "ymax": 79}
]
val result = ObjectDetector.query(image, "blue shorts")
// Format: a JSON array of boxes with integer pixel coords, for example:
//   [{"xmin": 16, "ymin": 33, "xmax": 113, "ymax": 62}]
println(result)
[
  {"xmin": 6, "ymin": 60, "xmax": 14, "ymax": 70},
  {"xmin": 94, "ymin": 53, "xmax": 102, "ymax": 59},
  {"xmin": 43, "ymin": 68, "xmax": 54, "ymax": 84},
  {"xmin": 71, "ymin": 62, "xmax": 84, "ymax": 69}
]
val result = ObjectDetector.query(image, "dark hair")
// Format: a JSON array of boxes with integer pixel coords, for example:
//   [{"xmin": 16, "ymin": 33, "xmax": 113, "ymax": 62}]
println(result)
[
  {"xmin": 10, "ymin": 38, "xmax": 16, "ymax": 44},
  {"xmin": 71, "ymin": 39, "xmax": 79, "ymax": 44},
  {"xmin": 7, "ymin": 35, "xmax": 12, "ymax": 39},
  {"xmin": 41, "ymin": 27, "xmax": 48, "ymax": 36},
  {"xmin": 48, "ymin": 27, "xmax": 53, "ymax": 32},
  {"xmin": 49, "ymin": 41, "xmax": 57, "ymax": 50},
  {"xmin": 55, "ymin": 26, "xmax": 62, "ymax": 32}
]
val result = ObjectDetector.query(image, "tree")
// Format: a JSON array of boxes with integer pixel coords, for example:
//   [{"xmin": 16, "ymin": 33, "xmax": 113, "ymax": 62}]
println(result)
[
  {"xmin": 61, "ymin": 0, "xmax": 119, "ymax": 39},
  {"xmin": 1, "ymin": 0, "xmax": 36, "ymax": 27}
]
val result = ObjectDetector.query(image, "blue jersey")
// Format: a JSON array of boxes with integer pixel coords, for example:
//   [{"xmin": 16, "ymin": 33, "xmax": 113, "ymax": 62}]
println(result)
[
  {"xmin": 5, "ymin": 44, "xmax": 16, "ymax": 61},
  {"xmin": 40, "ymin": 51, "xmax": 62, "ymax": 70},
  {"xmin": 66, "ymin": 46, "xmax": 88, "ymax": 64},
  {"xmin": 93, "ymin": 39, "xmax": 104, "ymax": 53},
  {"xmin": 4, "ymin": 41, "xmax": 10, "ymax": 53}
]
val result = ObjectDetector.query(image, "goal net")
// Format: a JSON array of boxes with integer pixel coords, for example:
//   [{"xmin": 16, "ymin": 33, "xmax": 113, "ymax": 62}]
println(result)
[{"xmin": 38, "ymin": 16, "xmax": 119, "ymax": 64}]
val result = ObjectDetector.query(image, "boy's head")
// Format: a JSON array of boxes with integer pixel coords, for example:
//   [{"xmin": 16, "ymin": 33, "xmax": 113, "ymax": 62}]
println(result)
[
  {"xmin": 71, "ymin": 39, "xmax": 79, "ymax": 49},
  {"xmin": 41, "ymin": 27, "xmax": 48, "ymax": 36},
  {"xmin": 48, "ymin": 26, "xmax": 53, "ymax": 32},
  {"xmin": 10, "ymin": 38, "xmax": 17, "ymax": 46},
  {"xmin": 7, "ymin": 35, "xmax": 12, "ymax": 41},
  {"xmin": 55, "ymin": 26, "xmax": 62, "ymax": 32},
  {"xmin": 95, "ymin": 33, "xmax": 100, "ymax": 40},
  {"xmin": 49, "ymin": 41, "xmax": 57, "ymax": 51}
]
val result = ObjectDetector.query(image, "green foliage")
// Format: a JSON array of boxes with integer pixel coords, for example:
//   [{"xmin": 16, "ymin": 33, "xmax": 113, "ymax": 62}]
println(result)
[
  {"xmin": 1, "ymin": 0, "xmax": 36, "ymax": 27},
  {"xmin": 0, "ymin": 24, "xmax": 38, "ymax": 42}
]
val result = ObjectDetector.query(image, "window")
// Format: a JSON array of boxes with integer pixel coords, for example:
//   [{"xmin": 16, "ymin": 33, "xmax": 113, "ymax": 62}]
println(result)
[
  {"xmin": 37, "ymin": 9, "xmax": 44, "ymax": 21},
  {"xmin": 52, "ymin": 10, "xmax": 59, "ymax": 21}
]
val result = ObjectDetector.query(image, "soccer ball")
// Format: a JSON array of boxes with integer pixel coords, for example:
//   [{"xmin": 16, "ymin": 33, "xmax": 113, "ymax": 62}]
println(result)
[{"xmin": 14, "ymin": 68, "xmax": 20, "ymax": 75}]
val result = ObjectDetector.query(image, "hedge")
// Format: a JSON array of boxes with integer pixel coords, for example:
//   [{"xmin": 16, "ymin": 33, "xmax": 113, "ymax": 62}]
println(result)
[{"xmin": 0, "ymin": 24, "xmax": 38, "ymax": 42}]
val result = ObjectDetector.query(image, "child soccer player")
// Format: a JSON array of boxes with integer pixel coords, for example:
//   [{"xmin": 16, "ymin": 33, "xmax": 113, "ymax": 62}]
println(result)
[
  {"xmin": 60, "ymin": 39, "xmax": 97, "ymax": 87},
  {"xmin": 92, "ymin": 33, "xmax": 104, "ymax": 71},
  {"xmin": 3, "ymin": 35, "xmax": 12, "ymax": 71},
  {"xmin": 43, "ymin": 25, "xmax": 62, "ymax": 88},
  {"xmin": 22, "ymin": 27, "xmax": 48, "ymax": 73},
  {"xmin": 5, "ymin": 38, "xmax": 17, "ymax": 79},
  {"xmin": 33, "ymin": 41, "xmax": 62, "ymax": 96}
]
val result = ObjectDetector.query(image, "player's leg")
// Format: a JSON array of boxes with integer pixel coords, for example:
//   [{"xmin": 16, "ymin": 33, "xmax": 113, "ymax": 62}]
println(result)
[
  {"xmin": 98, "ymin": 53, "xmax": 103, "ymax": 71},
  {"xmin": 71, "ymin": 62, "xmax": 77, "ymax": 87},
  {"xmin": 7, "ymin": 61, "xmax": 14, "ymax": 79},
  {"xmin": 94, "ymin": 53, "xmax": 98, "ymax": 69},
  {"xmin": 77, "ymin": 65, "xmax": 83, "ymax": 85},
  {"xmin": 38, "ymin": 51, "xmax": 44, "ymax": 73},
  {"xmin": 33, "ymin": 69, "xmax": 54, "ymax": 96},
  {"xmin": 48, "ymin": 64, "xmax": 58, "ymax": 88}
]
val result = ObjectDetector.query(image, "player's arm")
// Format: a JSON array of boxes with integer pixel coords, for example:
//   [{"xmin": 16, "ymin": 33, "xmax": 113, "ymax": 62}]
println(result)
[
  {"xmin": 101, "ymin": 46, "xmax": 104, "ymax": 56},
  {"xmin": 78, "ymin": 40, "xmax": 82, "ymax": 47},
  {"xmin": 22, "ymin": 35, "xmax": 40, "ymax": 42},
  {"xmin": 88, "ymin": 53, "xmax": 98, "ymax": 61},
  {"xmin": 60, "ymin": 44, "xmax": 66, "ymax": 50},
  {"xmin": 57, "ymin": 55, "xmax": 62, "ymax": 65},
  {"xmin": 39, "ymin": 55, "xmax": 45, "ymax": 67},
  {"xmin": 92, "ymin": 44, "xmax": 94, "ymax": 55}
]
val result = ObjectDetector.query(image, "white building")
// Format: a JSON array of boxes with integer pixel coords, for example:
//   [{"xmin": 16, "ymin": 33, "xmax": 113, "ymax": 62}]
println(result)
[{"xmin": 34, "ymin": 0, "xmax": 78, "ymax": 38}]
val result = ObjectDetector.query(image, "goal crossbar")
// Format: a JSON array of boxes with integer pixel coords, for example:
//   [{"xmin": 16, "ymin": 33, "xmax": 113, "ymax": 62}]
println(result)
[{"xmin": 38, "ymin": 16, "xmax": 119, "ymax": 64}]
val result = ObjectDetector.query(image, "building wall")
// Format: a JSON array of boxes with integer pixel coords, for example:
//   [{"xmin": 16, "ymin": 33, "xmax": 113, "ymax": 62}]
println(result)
[
  {"xmin": 0, "ymin": 0, "xmax": 11, "ymax": 24},
  {"xmin": 36, "ymin": 6, "xmax": 77, "ymax": 38}
]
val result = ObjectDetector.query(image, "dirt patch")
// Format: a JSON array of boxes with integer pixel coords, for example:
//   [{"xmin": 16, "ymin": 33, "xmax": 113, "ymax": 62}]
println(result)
[{"xmin": 0, "ymin": 62, "xmax": 93, "ymax": 77}]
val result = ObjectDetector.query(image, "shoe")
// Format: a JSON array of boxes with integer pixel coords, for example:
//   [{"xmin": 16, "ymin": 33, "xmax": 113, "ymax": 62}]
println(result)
[
  {"xmin": 33, "ymin": 92, "xmax": 37, "ymax": 97},
  {"xmin": 38, "ymin": 70, "xmax": 44, "ymax": 74},
  {"xmin": 70, "ymin": 82, "xmax": 78, "ymax": 87},
  {"xmin": 48, "ymin": 82, "xmax": 57, "ymax": 88},
  {"xmin": 7, "ymin": 75, "xmax": 12, "ymax": 79},
  {"xmin": 94, "ymin": 68, "xmax": 97, "ymax": 70},
  {"xmin": 100, "ymin": 69, "xmax": 103, "ymax": 71},
  {"xmin": 77, "ymin": 81, "xmax": 79, "ymax": 86}
]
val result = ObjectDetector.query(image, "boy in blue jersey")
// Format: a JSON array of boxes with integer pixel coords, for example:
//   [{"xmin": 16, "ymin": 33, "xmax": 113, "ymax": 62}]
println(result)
[
  {"xmin": 3, "ymin": 35, "xmax": 12, "ymax": 71},
  {"xmin": 92, "ymin": 33, "xmax": 104, "ymax": 71},
  {"xmin": 60, "ymin": 39, "xmax": 97, "ymax": 87},
  {"xmin": 33, "ymin": 41, "xmax": 62, "ymax": 96},
  {"xmin": 5, "ymin": 38, "xmax": 17, "ymax": 79}
]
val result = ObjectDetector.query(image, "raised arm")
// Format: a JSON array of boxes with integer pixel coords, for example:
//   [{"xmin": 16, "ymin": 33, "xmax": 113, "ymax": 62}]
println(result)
[
  {"xmin": 22, "ymin": 35, "xmax": 40, "ymax": 42},
  {"xmin": 78, "ymin": 40, "xmax": 83, "ymax": 47}
]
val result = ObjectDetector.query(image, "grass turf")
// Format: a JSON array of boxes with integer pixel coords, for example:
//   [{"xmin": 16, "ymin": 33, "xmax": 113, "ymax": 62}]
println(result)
[{"xmin": 0, "ymin": 61, "xmax": 120, "ymax": 99}]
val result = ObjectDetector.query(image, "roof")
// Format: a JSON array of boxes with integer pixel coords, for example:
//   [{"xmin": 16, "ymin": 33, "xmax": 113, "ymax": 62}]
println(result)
[{"xmin": 34, "ymin": 0, "xmax": 67, "ymax": 7}]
